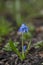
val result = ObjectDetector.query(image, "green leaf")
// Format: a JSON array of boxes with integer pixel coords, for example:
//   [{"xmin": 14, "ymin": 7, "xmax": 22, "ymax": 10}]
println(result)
[
  {"xmin": 9, "ymin": 40, "xmax": 23, "ymax": 60},
  {"xmin": 34, "ymin": 41, "xmax": 43, "ymax": 49},
  {"xmin": 3, "ymin": 42, "xmax": 19, "ymax": 51},
  {"xmin": 25, "ymin": 40, "xmax": 31, "ymax": 55}
]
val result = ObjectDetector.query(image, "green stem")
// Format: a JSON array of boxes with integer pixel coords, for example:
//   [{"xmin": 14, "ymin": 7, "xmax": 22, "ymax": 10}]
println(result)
[{"xmin": 22, "ymin": 33, "xmax": 25, "ymax": 58}]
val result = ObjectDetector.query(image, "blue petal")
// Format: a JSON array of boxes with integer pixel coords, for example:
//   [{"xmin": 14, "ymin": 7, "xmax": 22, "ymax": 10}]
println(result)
[
  {"xmin": 23, "ymin": 45, "xmax": 27, "ymax": 51},
  {"xmin": 18, "ymin": 24, "xmax": 29, "ymax": 33}
]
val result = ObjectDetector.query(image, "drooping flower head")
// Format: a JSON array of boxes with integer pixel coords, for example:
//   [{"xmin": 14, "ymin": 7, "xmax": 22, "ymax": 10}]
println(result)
[{"xmin": 18, "ymin": 24, "xmax": 29, "ymax": 33}]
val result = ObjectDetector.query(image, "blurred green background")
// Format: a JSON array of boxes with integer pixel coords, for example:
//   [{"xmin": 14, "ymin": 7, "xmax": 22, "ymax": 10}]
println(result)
[
  {"xmin": 0, "ymin": 0, "xmax": 43, "ymax": 22},
  {"xmin": 0, "ymin": 0, "xmax": 43, "ymax": 48}
]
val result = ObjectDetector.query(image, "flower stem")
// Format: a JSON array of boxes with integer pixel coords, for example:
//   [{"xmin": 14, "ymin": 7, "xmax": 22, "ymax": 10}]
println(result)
[{"xmin": 22, "ymin": 33, "xmax": 24, "ymax": 58}]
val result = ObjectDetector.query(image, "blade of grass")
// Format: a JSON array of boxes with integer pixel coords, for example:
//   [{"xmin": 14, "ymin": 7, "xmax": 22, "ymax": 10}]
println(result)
[
  {"xmin": 25, "ymin": 40, "xmax": 31, "ymax": 55},
  {"xmin": 9, "ymin": 40, "xmax": 23, "ymax": 60},
  {"xmin": 33, "ymin": 40, "xmax": 43, "ymax": 48}
]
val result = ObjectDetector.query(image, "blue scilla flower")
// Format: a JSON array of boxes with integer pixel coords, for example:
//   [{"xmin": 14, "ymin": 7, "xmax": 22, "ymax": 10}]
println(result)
[
  {"xmin": 18, "ymin": 24, "xmax": 29, "ymax": 33},
  {"xmin": 23, "ymin": 45, "xmax": 27, "ymax": 51}
]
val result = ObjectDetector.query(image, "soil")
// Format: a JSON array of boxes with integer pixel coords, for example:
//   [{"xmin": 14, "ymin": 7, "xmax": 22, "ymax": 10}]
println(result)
[{"xmin": 0, "ymin": 21, "xmax": 43, "ymax": 65}]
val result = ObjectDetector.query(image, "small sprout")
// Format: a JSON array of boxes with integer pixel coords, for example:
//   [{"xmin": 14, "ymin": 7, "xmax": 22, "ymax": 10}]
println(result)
[
  {"xmin": 9, "ymin": 40, "xmax": 31, "ymax": 61},
  {"xmin": 4, "ymin": 23, "xmax": 32, "ymax": 61}
]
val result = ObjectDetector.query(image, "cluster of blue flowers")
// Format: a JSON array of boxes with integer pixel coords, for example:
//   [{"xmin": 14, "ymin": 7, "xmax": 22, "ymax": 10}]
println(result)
[{"xmin": 18, "ymin": 24, "xmax": 29, "ymax": 33}]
